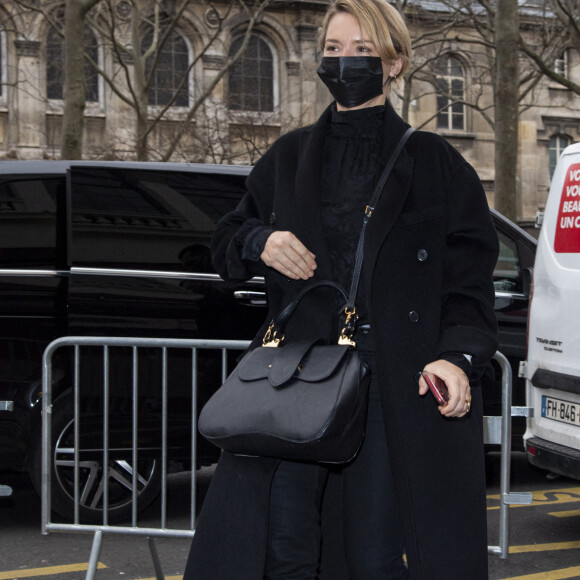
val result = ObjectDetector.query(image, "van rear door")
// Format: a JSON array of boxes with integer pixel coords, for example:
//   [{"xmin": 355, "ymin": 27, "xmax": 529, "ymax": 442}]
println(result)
[{"xmin": 525, "ymin": 143, "xmax": 580, "ymax": 478}]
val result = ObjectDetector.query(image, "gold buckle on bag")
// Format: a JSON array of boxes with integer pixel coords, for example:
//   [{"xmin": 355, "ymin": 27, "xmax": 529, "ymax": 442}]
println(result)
[
  {"xmin": 263, "ymin": 323, "xmax": 283, "ymax": 347},
  {"xmin": 338, "ymin": 307, "xmax": 358, "ymax": 346}
]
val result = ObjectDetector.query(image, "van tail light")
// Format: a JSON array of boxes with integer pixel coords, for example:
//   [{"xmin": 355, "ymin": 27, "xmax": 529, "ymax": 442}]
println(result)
[{"xmin": 527, "ymin": 443, "xmax": 537, "ymax": 456}]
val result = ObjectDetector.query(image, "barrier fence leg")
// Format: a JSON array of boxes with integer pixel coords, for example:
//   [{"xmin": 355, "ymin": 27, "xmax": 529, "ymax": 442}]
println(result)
[
  {"xmin": 488, "ymin": 352, "xmax": 533, "ymax": 558},
  {"xmin": 85, "ymin": 530, "xmax": 103, "ymax": 580},
  {"xmin": 148, "ymin": 536, "xmax": 165, "ymax": 580}
]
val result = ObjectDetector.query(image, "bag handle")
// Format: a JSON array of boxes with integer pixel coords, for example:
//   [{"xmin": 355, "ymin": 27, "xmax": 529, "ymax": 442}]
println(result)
[{"xmin": 262, "ymin": 281, "xmax": 349, "ymax": 347}]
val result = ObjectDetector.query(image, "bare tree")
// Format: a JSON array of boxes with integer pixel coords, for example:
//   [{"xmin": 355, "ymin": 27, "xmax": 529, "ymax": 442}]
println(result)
[
  {"xmin": 396, "ymin": 2, "xmax": 473, "ymax": 125},
  {"xmin": 11, "ymin": 0, "xmax": 271, "ymax": 160},
  {"xmin": 397, "ymin": 0, "xmax": 565, "ymax": 220},
  {"xmin": 518, "ymin": 0, "xmax": 580, "ymax": 95},
  {"xmin": 494, "ymin": 0, "xmax": 519, "ymax": 221},
  {"xmin": 188, "ymin": 99, "xmax": 316, "ymax": 165},
  {"xmin": 186, "ymin": 100, "xmax": 271, "ymax": 164},
  {"xmin": 393, "ymin": 3, "xmax": 499, "ymax": 133},
  {"xmin": 445, "ymin": 0, "xmax": 577, "ymax": 219},
  {"xmin": 8, "ymin": 0, "xmax": 100, "ymax": 158},
  {"xmin": 62, "ymin": 0, "xmax": 101, "ymax": 159},
  {"xmin": 84, "ymin": 0, "xmax": 271, "ymax": 161}
]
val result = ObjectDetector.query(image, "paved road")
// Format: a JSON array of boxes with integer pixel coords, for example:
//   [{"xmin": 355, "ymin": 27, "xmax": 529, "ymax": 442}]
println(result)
[
  {"xmin": 487, "ymin": 451, "xmax": 580, "ymax": 579},
  {"xmin": 1, "ymin": 452, "xmax": 580, "ymax": 579}
]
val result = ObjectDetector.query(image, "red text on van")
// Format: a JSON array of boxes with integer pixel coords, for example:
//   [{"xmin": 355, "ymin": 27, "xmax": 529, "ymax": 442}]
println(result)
[{"xmin": 555, "ymin": 163, "xmax": 580, "ymax": 253}]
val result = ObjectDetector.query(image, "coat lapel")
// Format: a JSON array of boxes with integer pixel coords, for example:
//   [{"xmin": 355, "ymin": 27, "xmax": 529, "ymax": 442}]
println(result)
[
  {"xmin": 293, "ymin": 106, "xmax": 334, "ymax": 281},
  {"xmin": 364, "ymin": 102, "xmax": 414, "ymax": 275}
]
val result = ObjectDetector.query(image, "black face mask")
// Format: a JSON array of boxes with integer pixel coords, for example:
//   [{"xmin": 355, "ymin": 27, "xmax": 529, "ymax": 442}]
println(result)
[{"xmin": 317, "ymin": 56, "xmax": 384, "ymax": 108}]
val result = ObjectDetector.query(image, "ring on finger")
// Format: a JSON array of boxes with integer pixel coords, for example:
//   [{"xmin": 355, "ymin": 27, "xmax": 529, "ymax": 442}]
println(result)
[{"xmin": 464, "ymin": 394, "xmax": 472, "ymax": 412}]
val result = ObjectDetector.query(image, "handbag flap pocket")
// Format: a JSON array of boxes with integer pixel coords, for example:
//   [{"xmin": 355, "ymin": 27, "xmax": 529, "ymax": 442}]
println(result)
[
  {"xmin": 237, "ymin": 348, "xmax": 276, "ymax": 381},
  {"xmin": 238, "ymin": 342, "xmax": 352, "ymax": 387},
  {"xmin": 269, "ymin": 339, "xmax": 320, "ymax": 387},
  {"xmin": 295, "ymin": 345, "xmax": 350, "ymax": 383}
]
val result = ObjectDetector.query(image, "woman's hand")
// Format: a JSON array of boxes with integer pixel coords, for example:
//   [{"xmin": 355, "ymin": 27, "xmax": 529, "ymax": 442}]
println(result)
[
  {"xmin": 261, "ymin": 231, "xmax": 317, "ymax": 280},
  {"xmin": 418, "ymin": 359, "xmax": 471, "ymax": 418}
]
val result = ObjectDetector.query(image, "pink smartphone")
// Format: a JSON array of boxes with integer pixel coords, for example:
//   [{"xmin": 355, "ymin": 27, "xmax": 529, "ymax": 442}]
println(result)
[{"xmin": 422, "ymin": 371, "xmax": 449, "ymax": 405}]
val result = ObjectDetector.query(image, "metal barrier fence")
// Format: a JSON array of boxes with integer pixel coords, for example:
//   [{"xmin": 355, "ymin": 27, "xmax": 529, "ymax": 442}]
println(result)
[
  {"xmin": 486, "ymin": 351, "xmax": 533, "ymax": 558},
  {"xmin": 41, "ymin": 336, "xmax": 251, "ymax": 580},
  {"xmin": 41, "ymin": 338, "xmax": 531, "ymax": 578}
]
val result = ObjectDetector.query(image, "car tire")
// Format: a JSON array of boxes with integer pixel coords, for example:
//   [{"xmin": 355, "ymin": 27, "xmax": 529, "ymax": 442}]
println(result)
[{"xmin": 28, "ymin": 392, "xmax": 162, "ymax": 524}]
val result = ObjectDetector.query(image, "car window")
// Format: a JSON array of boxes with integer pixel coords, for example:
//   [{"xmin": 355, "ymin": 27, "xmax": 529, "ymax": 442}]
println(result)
[
  {"xmin": 0, "ymin": 178, "xmax": 62, "ymax": 268},
  {"xmin": 494, "ymin": 230, "xmax": 522, "ymax": 293},
  {"xmin": 69, "ymin": 167, "xmax": 246, "ymax": 273}
]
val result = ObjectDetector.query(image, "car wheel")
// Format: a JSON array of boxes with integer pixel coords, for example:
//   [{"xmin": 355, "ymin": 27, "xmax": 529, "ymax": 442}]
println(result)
[{"xmin": 29, "ymin": 393, "xmax": 161, "ymax": 524}]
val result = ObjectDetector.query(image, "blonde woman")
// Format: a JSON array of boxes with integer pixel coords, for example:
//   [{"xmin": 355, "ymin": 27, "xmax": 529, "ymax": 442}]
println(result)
[{"xmin": 184, "ymin": 1, "xmax": 497, "ymax": 578}]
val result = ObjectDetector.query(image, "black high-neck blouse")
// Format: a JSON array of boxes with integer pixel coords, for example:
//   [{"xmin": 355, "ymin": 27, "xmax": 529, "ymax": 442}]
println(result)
[
  {"xmin": 237, "ymin": 104, "xmax": 471, "ymax": 374},
  {"xmin": 321, "ymin": 104, "xmax": 385, "ymax": 322}
]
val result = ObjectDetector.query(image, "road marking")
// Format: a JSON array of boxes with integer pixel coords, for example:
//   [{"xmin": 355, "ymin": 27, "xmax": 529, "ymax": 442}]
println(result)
[
  {"xmin": 528, "ymin": 487, "xmax": 580, "ymax": 505},
  {"xmin": 508, "ymin": 541, "xmax": 580, "ymax": 553},
  {"xmin": 549, "ymin": 509, "xmax": 580, "ymax": 518},
  {"xmin": 139, "ymin": 577, "xmax": 182, "ymax": 580},
  {"xmin": 0, "ymin": 563, "xmax": 106, "ymax": 579},
  {"xmin": 487, "ymin": 487, "xmax": 580, "ymax": 510},
  {"xmin": 500, "ymin": 565, "xmax": 580, "ymax": 579}
]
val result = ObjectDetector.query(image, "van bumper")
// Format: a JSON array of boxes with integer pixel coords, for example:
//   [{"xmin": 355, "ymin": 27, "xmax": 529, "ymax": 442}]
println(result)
[{"xmin": 526, "ymin": 436, "xmax": 580, "ymax": 480}]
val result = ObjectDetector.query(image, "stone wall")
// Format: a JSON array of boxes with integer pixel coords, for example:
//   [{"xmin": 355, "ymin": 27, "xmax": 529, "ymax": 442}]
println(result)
[{"xmin": 0, "ymin": 0, "xmax": 579, "ymax": 226}]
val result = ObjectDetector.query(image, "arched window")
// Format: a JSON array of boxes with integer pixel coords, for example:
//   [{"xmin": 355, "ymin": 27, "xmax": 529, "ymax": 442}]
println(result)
[
  {"xmin": 549, "ymin": 134, "xmax": 571, "ymax": 179},
  {"xmin": 435, "ymin": 56, "xmax": 465, "ymax": 131},
  {"xmin": 46, "ymin": 22, "xmax": 99, "ymax": 102},
  {"xmin": 228, "ymin": 35, "xmax": 274, "ymax": 112},
  {"xmin": 143, "ymin": 28, "xmax": 190, "ymax": 107}
]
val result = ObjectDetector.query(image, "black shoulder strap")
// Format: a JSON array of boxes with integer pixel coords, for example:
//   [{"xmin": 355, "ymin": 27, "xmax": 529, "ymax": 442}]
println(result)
[{"xmin": 347, "ymin": 127, "xmax": 415, "ymax": 309}]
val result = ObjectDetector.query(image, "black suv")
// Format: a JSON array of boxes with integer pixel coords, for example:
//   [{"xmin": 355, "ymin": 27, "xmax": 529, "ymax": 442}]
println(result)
[{"xmin": 0, "ymin": 161, "xmax": 536, "ymax": 521}]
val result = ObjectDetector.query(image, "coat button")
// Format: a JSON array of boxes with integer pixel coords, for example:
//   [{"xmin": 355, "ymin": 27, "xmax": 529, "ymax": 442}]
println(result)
[
  {"xmin": 417, "ymin": 249, "xmax": 428, "ymax": 262},
  {"xmin": 270, "ymin": 212, "xmax": 276, "ymax": 225},
  {"xmin": 408, "ymin": 311, "xmax": 420, "ymax": 323},
  {"xmin": 415, "ymin": 371, "xmax": 423, "ymax": 383}
]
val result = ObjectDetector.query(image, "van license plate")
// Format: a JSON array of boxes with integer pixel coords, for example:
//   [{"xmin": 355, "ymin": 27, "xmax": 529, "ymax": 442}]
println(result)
[{"xmin": 541, "ymin": 396, "xmax": 580, "ymax": 427}]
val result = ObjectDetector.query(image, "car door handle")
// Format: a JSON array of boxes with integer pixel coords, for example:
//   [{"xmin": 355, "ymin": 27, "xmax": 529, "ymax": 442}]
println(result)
[{"xmin": 233, "ymin": 290, "xmax": 267, "ymax": 305}]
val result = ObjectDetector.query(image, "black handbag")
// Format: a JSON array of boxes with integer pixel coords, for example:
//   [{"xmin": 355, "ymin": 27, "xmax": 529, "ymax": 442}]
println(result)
[
  {"xmin": 198, "ymin": 127, "xmax": 415, "ymax": 464},
  {"xmin": 199, "ymin": 281, "xmax": 370, "ymax": 463}
]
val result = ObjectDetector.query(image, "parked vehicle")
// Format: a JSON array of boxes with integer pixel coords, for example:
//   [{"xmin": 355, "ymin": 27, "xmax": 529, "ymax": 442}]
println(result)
[
  {"xmin": 523, "ymin": 142, "xmax": 580, "ymax": 479},
  {"xmin": 0, "ymin": 161, "xmax": 264, "ymax": 522},
  {"xmin": 0, "ymin": 160, "xmax": 535, "ymax": 522},
  {"xmin": 489, "ymin": 208, "xmax": 537, "ymax": 446}
]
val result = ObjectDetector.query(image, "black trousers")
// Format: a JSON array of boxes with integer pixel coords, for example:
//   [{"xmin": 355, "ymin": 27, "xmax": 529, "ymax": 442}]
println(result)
[{"xmin": 264, "ymin": 332, "xmax": 408, "ymax": 579}]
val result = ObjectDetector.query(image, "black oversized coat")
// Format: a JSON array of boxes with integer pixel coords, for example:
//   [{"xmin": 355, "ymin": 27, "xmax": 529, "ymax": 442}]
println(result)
[{"xmin": 184, "ymin": 101, "xmax": 499, "ymax": 580}]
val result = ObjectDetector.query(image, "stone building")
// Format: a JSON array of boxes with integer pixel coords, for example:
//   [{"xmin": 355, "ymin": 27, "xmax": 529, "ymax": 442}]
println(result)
[{"xmin": 0, "ymin": 0, "xmax": 578, "ymax": 227}]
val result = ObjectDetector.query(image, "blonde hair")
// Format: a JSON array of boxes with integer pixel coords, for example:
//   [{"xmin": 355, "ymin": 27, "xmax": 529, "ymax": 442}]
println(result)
[{"xmin": 318, "ymin": 0, "xmax": 412, "ymax": 76}]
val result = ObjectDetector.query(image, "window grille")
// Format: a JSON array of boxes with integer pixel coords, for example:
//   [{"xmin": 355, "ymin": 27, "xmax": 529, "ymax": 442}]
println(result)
[
  {"xmin": 46, "ymin": 24, "xmax": 99, "ymax": 102},
  {"xmin": 549, "ymin": 134, "xmax": 571, "ymax": 179},
  {"xmin": 436, "ymin": 56, "xmax": 465, "ymax": 131},
  {"xmin": 143, "ymin": 28, "xmax": 189, "ymax": 107},
  {"xmin": 229, "ymin": 35, "xmax": 274, "ymax": 112}
]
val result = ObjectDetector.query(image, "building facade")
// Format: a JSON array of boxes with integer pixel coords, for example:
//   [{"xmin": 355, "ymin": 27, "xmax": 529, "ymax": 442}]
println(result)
[{"xmin": 0, "ymin": 0, "xmax": 579, "ymax": 226}]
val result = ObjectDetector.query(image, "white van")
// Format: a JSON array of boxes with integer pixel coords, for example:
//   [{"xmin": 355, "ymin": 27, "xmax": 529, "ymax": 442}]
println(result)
[{"xmin": 523, "ymin": 142, "xmax": 580, "ymax": 479}]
